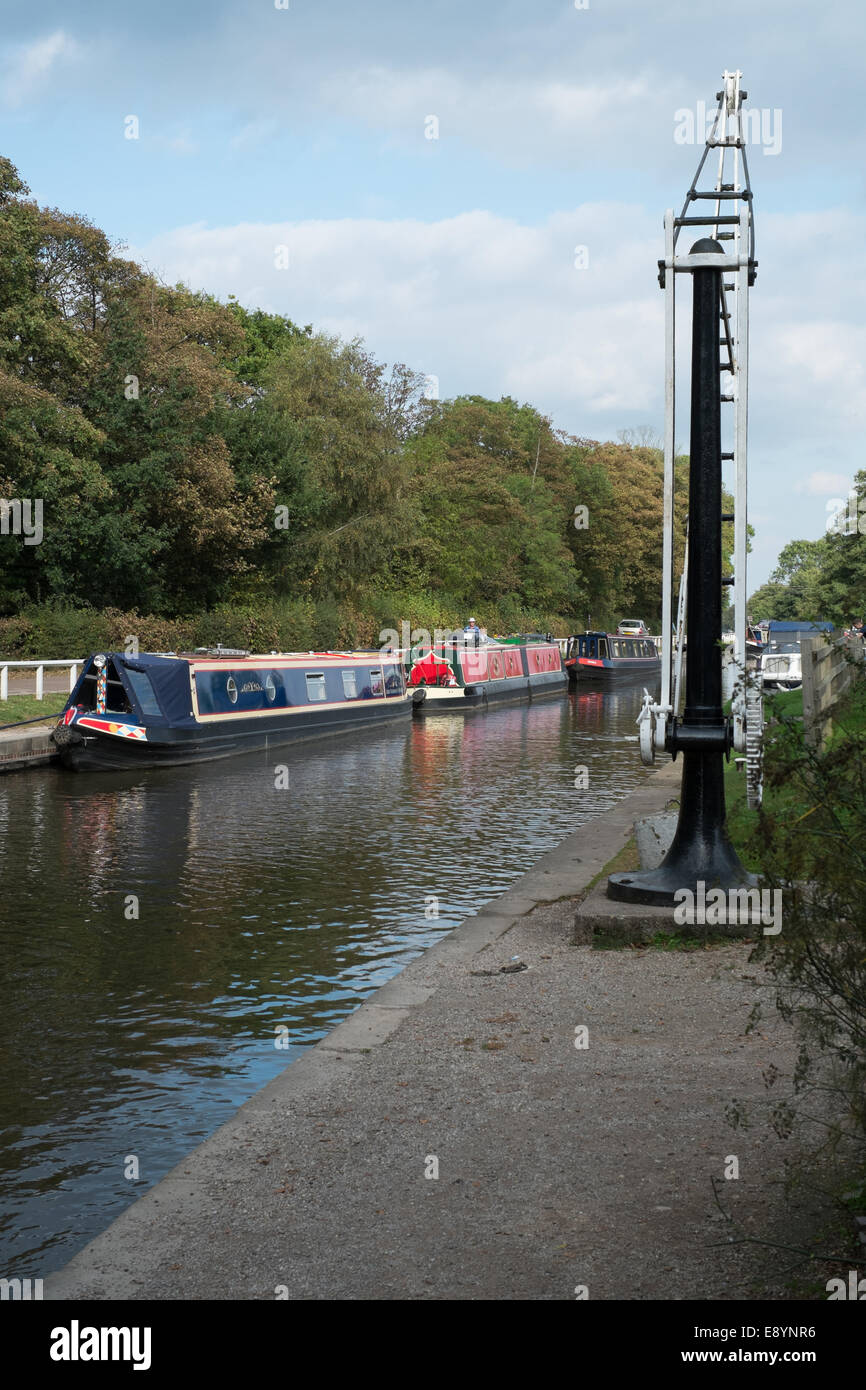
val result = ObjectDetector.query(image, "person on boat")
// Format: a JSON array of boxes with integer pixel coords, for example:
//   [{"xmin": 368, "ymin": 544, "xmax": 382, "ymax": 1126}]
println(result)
[{"xmin": 464, "ymin": 617, "xmax": 481, "ymax": 646}]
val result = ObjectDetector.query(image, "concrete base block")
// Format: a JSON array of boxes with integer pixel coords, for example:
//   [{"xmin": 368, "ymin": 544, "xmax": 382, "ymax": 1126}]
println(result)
[{"xmin": 574, "ymin": 881, "xmax": 753, "ymax": 946}]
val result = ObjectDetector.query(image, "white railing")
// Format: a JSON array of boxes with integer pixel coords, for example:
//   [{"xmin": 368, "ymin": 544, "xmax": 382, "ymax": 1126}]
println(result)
[{"xmin": 0, "ymin": 659, "xmax": 83, "ymax": 701}]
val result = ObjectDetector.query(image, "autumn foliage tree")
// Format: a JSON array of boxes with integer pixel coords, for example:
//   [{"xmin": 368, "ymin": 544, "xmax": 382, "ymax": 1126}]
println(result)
[{"xmin": 0, "ymin": 155, "xmax": 732, "ymax": 642}]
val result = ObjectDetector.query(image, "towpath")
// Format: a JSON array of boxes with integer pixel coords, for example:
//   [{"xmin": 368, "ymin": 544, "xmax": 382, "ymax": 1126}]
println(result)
[{"xmin": 46, "ymin": 760, "xmax": 824, "ymax": 1300}]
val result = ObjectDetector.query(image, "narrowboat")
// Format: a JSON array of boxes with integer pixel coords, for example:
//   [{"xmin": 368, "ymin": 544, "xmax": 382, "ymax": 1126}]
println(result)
[
  {"xmin": 760, "ymin": 620, "xmax": 834, "ymax": 691},
  {"xmin": 563, "ymin": 631, "xmax": 661, "ymax": 683},
  {"xmin": 51, "ymin": 649, "xmax": 412, "ymax": 771},
  {"xmin": 405, "ymin": 635, "xmax": 566, "ymax": 713}
]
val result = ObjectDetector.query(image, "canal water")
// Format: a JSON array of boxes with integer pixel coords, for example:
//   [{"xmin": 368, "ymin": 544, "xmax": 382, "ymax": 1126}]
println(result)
[{"xmin": 0, "ymin": 684, "xmax": 658, "ymax": 1274}]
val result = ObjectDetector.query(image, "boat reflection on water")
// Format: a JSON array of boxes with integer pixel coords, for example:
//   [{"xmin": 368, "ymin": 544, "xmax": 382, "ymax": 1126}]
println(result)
[{"xmin": 571, "ymin": 681, "xmax": 660, "ymax": 734}]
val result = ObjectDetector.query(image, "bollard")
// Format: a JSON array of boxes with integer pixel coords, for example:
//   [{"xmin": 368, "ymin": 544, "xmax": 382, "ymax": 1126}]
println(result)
[{"xmin": 608, "ymin": 239, "xmax": 754, "ymax": 904}]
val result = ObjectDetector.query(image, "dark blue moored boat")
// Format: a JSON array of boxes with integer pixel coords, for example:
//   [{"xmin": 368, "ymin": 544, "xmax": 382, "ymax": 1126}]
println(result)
[
  {"xmin": 563, "ymin": 631, "xmax": 661, "ymax": 683},
  {"xmin": 51, "ymin": 649, "xmax": 411, "ymax": 771}
]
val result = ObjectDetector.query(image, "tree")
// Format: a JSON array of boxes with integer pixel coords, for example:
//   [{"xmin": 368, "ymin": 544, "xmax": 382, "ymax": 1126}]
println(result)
[
  {"xmin": 87, "ymin": 278, "xmax": 273, "ymax": 610},
  {"xmin": 254, "ymin": 333, "xmax": 411, "ymax": 597},
  {"xmin": 0, "ymin": 159, "xmax": 112, "ymax": 609}
]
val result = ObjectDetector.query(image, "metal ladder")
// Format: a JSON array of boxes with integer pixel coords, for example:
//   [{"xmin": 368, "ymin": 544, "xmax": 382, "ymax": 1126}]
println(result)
[{"xmin": 640, "ymin": 70, "xmax": 761, "ymax": 803}]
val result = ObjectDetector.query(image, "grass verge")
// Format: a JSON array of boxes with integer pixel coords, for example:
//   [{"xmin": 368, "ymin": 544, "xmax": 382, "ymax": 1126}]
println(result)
[{"xmin": 0, "ymin": 695, "xmax": 65, "ymax": 728}]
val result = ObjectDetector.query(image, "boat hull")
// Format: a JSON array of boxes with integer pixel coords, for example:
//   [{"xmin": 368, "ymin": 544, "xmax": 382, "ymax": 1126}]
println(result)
[
  {"xmin": 53, "ymin": 697, "xmax": 411, "ymax": 771},
  {"xmin": 412, "ymin": 668, "xmax": 566, "ymax": 714},
  {"xmin": 567, "ymin": 658, "xmax": 661, "ymax": 683}
]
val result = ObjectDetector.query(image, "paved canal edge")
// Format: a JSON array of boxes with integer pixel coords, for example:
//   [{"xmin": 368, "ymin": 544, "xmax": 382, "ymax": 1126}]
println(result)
[
  {"xmin": 0, "ymin": 724, "xmax": 57, "ymax": 772},
  {"xmin": 45, "ymin": 756, "xmax": 683, "ymax": 1299}
]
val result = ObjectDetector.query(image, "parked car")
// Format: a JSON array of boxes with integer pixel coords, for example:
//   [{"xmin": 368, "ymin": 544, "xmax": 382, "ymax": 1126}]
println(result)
[{"xmin": 617, "ymin": 618, "xmax": 649, "ymax": 637}]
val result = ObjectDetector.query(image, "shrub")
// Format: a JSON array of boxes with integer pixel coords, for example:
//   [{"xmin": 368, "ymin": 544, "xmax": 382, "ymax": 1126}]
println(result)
[{"xmin": 748, "ymin": 676, "xmax": 866, "ymax": 1157}]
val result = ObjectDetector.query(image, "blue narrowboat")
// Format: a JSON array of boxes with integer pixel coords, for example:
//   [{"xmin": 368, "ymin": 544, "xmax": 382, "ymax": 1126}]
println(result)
[
  {"xmin": 563, "ymin": 632, "xmax": 661, "ymax": 683},
  {"xmin": 51, "ymin": 649, "xmax": 411, "ymax": 771},
  {"xmin": 406, "ymin": 636, "xmax": 567, "ymax": 712}
]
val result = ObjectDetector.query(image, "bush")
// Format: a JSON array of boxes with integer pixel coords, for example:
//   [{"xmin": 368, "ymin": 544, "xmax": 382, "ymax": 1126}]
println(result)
[
  {"xmin": 0, "ymin": 595, "xmax": 574, "ymax": 662},
  {"xmin": 748, "ymin": 675, "xmax": 866, "ymax": 1157}
]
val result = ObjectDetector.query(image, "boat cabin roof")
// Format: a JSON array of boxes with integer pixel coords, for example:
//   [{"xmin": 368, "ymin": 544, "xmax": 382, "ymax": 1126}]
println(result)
[{"xmin": 767, "ymin": 620, "xmax": 833, "ymax": 635}]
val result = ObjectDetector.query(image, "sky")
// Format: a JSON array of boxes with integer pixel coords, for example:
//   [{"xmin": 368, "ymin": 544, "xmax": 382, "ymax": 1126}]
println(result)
[{"xmin": 1, "ymin": 0, "xmax": 864, "ymax": 589}]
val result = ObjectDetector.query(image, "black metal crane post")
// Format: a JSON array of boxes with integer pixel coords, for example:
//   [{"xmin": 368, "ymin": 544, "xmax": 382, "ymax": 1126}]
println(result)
[{"xmin": 608, "ymin": 238, "xmax": 753, "ymax": 905}]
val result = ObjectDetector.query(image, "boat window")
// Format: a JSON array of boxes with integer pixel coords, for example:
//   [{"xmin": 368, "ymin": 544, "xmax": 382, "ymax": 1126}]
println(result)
[
  {"xmin": 587, "ymin": 636, "xmax": 597, "ymax": 658},
  {"xmin": 383, "ymin": 664, "xmax": 402, "ymax": 695},
  {"xmin": 226, "ymin": 676, "xmax": 238, "ymax": 705},
  {"xmin": 369, "ymin": 668, "xmax": 384, "ymax": 697},
  {"xmin": 598, "ymin": 639, "xmax": 609, "ymax": 659},
  {"xmin": 611, "ymin": 640, "xmax": 621, "ymax": 658},
  {"xmin": 123, "ymin": 667, "xmax": 162, "ymax": 717},
  {"xmin": 305, "ymin": 673, "xmax": 327, "ymax": 702},
  {"xmin": 341, "ymin": 670, "xmax": 357, "ymax": 699}
]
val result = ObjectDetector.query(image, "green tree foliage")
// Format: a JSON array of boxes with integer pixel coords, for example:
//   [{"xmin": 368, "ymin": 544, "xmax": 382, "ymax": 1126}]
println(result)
[
  {"xmin": 395, "ymin": 396, "xmax": 581, "ymax": 616},
  {"xmin": 1, "ymin": 156, "xmax": 743, "ymax": 642},
  {"xmin": 0, "ymin": 159, "xmax": 111, "ymax": 606},
  {"xmin": 87, "ymin": 277, "xmax": 274, "ymax": 610}
]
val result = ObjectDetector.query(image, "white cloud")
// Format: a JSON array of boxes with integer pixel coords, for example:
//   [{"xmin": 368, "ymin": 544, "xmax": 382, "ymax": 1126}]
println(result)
[
  {"xmin": 163, "ymin": 133, "xmax": 199, "ymax": 157},
  {"xmin": 131, "ymin": 200, "xmax": 866, "ymax": 587},
  {"xmin": 229, "ymin": 119, "xmax": 279, "ymax": 153},
  {"xmin": 133, "ymin": 204, "xmax": 663, "ymax": 420},
  {"xmin": 316, "ymin": 65, "xmax": 668, "ymax": 167},
  {"xmin": 1, "ymin": 30, "xmax": 79, "ymax": 108},
  {"xmin": 796, "ymin": 471, "xmax": 852, "ymax": 497}
]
